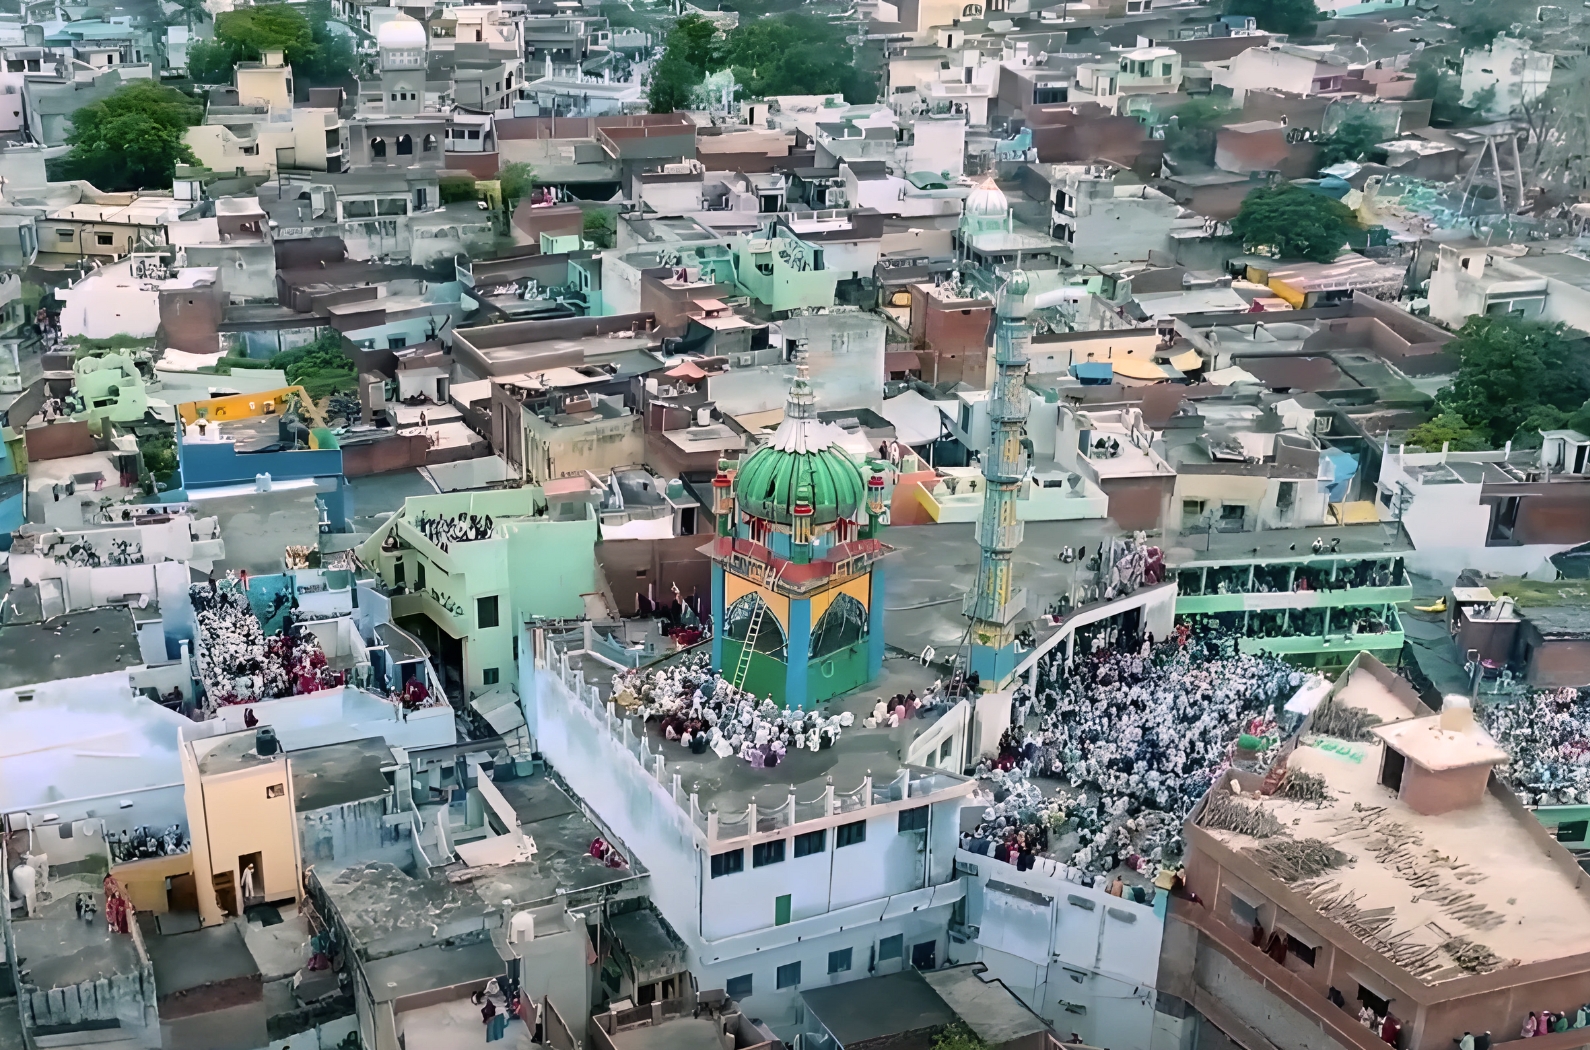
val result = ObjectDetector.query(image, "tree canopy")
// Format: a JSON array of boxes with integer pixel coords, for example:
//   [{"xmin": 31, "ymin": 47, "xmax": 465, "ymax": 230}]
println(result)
[
  {"xmin": 64, "ymin": 82, "xmax": 201, "ymax": 191},
  {"xmin": 648, "ymin": 12, "xmax": 874, "ymax": 113},
  {"xmin": 1404, "ymin": 411, "xmax": 1490, "ymax": 453},
  {"xmin": 189, "ymin": 3, "xmax": 354, "ymax": 89},
  {"xmin": 1316, "ymin": 116, "xmax": 1388, "ymax": 169},
  {"xmin": 1223, "ymin": 0, "xmax": 1320, "ymax": 38},
  {"xmin": 1158, "ymin": 96, "xmax": 1233, "ymax": 165},
  {"xmin": 1436, "ymin": 316, "xmax": 1590, "ymax": 447},
  {"xmin": 1229, "ymin": 184, "xmax": 1357, "ymax": 263}
]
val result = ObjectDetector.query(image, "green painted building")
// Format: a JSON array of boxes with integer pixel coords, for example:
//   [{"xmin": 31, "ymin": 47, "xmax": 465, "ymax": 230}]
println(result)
[
  {"xmin": 356, "ymin": 487, "xmax": 598, "ymax": 703},
  {"xmin": 1169, "ymin": 525, "xmax": 1413, "ymax": 672}
]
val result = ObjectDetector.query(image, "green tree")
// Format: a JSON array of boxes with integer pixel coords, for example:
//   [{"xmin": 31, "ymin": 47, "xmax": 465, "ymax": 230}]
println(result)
[
  {"xmin": 498, "ymin": 162, "xmax": 537, "ymax": 204},
  {"xmin": 669, "ymin": 14, "xmax": 721, "ymax": 74},
  {"xmin": 1437, "ymin": 316, "xmax": 1590, "ymax": 446},
  {"xmin": 1159, "ymin": 96, "xmax": 1232, "ymax": 165},
  {"xmin": 720, "ymin": 13, "xmax": 874, "ymax": 102},
  {"xmin": 273, "ymin": 331, "xmax": 357, "ymax": 399},
  {"xmin": 931, "ymin": 1024, "xmax": 989, "ymax": 1050},
  {"xmin": 186, "ymin": 39, "xmax": 239, "ymax": 84},
  {"xmin": 1317, "ymin": 116, "xmax": 1388, "ymax": 168},
  {"xmin": 649, "ymin": 47, "xmax": 704, "ymax": 113},
  {"xmin": 1405, "ymin": 411, "xmax": 1489, "ymax": 452},
  {"xmin": 1229, "ymin": 183, "xmax": 1356, "ymax": 262},
  {"xmin": 64, "ymin": 82, "xmax": 201, "ymax": 191},
  {"xmin": 583, "ymin": 206, "xmax": 617, "ymax": 249},
  {"xmin": 1411, "ymin": 60, "xmax": 1481, "ymax": 126},
  {"xmin": 295, "ymin": 2, "xmax": 358, "ymax": 89},
  {"xmin": 215, "ymin": 4, "xmax": 314, "ymax": 65},
  {"xmin": 1224, "ymin": 0, "xmax": 1319, "ymax": 37}
]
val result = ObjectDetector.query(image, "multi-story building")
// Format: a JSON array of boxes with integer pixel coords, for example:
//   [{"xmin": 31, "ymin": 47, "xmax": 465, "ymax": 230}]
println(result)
[
  {"xmin": 1168, "ymin": 523, "xmax": 1413, "ymax": 672},
  {"xmin": 1159, "ymin": 652, "xmax": 1590, "ymax": 1050}
]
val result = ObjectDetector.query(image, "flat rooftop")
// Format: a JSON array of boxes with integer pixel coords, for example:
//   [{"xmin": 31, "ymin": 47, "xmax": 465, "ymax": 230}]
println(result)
[
  {"xmin": 609, "ymin": 1017, "xmax": 722, "ymax": 1050},
  {"xmin": 291, "ymin": 736, "xmax": 395, "ymax": 811},
  {"xmin": 1199, "ymin": 661, "xmax": 1590, "ymax": 980},
  {"xmin": 1164, "ymin": 521, "xmax": 1413, "ymax": 566},
  {"xmin": 0, "ymin": 599, "xmax": 144, "ymax": 689},
  {"xmin": 11, "ymin": 880, "xmax": 144, "ymax": 992},
  {"xmin": 802, "ymin": 969, "xmax": 958, "ymax": 1046}
]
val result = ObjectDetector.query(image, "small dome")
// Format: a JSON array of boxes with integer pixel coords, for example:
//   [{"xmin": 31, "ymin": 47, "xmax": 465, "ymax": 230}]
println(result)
[
  {"xmin": 733, "ymin": 369, "xmax": 866, "ymax": 528},
  {"xmin": 378, "ymin": 16, "xmax": 427, "ymax": 49},
  {"xmin": 965, "ymin": 174, "xmax": 1009, "ymax": 218}
]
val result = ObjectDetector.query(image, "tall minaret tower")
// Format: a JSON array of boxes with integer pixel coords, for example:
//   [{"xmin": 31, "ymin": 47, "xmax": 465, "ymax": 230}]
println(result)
[{"xmin": 965, "ymin": 269, "xmax": 1033, "ymax": 686}]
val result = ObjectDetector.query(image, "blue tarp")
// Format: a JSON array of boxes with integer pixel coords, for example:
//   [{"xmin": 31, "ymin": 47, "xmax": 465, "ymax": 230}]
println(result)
[
  {"xmin": 1071, "ymin": 362, "xmax": 1114, "ymax": 385},
  {"xmin": 1323, "ymin": 447, "xmax": 1359, "ymax": 503}
]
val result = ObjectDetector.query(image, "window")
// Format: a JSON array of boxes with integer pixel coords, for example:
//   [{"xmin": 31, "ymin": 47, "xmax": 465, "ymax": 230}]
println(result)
[
  {"xmin": 393, "ymin": 559, "xmax": 405, "ymax": 586},
  {"xmin": 828, "ymin": 948, "xmax": 852, "ymax": 974},
  {"xmin": 1557, "ymin": 819, "xmax": 1590, "ymax": 843},
  {"xmin": 467, "ymin": 128, "xmax": 481, "ymax": 140},
  {"xmin": 423, "ymin": 133, "xmax": 437, "ymax": 152},
  {"xmin": 477, "ymin": 595, "xmax": 500, "ymax": 629},
  {"xmin": 416, "ymin": 562, "xmax": 426, "ymax": 589},
  {"xmin": 774, "ymin": 893, "xmax": 791, "ymax": 925},
  {"xmin": 371, "ymin": 136, "xmax": 386, "ymax": 158},
  {"xmin": 809, "ymin": 593, "xmax": 868, "ymax": 659},
  {"xmin": 898, "ymin": 806, "xmax": 928, "ymax": 833},
  {"xmin": 57, "ymin": 228, "xmax": 73, "ymax": 241},
  {"xmin": 1285, "ymin": 934, "xmax": 1316, "ymax": 967},
  {"xmin": 96, "ymin": 232, "xmax": 113, "ymax": 246},
  {"xmin": 396, "ymin": 134, "xmax": 413, "ymax": 155},
  {"xmin": 794, "ymin": 829, "xmax": 826, "ymax": 857},
  {"xmin": 753, "ymin": 839, "xmax": 786, "ymax": 867},
  {"xmin": 483, "ymin": 668, "xmax": 500, "ymax": 686},
  {"xmin": 836, "ymin": 820, "xmax": 867, "ymax": 847},
  {"xmin": 1160, "ymin": 62, "xmax": 1173, "ymax": 75},
  {"xmin": 710, "ymin": 849, "xmax": 744, "ymax": 878},
  {"xmin": 1229, "ymin": 893, "xmax": 1258, "ymax": 928},
  {"xmin": 1276, "ymin": 481, "xmax": 1296, "ymax": 511},
  {"xmin": 776, "ymin": 961, "xmax": 801, "ymax": 989},
  {"xmin": 911, "ymin": 941, "xmax": 937, "ymax": 970},
  {"xmin": 266, "ymin": 783, "xmax": 285, "ymax": 799},
  {"xmin": 725, "ymin": 974, "xmax": 752, "ymax": 999},
  {"xmin": 1357, "ymin": 984, "xmax": 1389, "ymax": 1016},
  {"xmin": 878, "ymin": 934, "xmax": 903, "ymax": 961},
  {"xmin": 939, "ymin": 737, "xmax": 953, "ymax": 762}
]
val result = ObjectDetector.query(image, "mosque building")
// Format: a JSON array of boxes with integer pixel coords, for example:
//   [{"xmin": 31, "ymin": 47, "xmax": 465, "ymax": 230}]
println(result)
[{"xmin": 702, "ymin": 367, "xmax": 891, "ymax": 706}]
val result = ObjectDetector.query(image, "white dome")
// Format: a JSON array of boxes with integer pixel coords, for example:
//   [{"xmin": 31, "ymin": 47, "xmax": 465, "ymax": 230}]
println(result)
[
  {"xmin": 377, "ymin": 16, "xmax": 427, "ymax": 49},
  {"xmin": 965, "ymin": 174, "xmax": 1008, "ymax": 218}
]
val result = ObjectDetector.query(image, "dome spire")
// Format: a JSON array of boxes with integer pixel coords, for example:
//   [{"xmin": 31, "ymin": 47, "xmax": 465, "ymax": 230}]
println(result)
[{"xmin": 770, "ymin": 364, "xmax": 839, "ymax": 454}]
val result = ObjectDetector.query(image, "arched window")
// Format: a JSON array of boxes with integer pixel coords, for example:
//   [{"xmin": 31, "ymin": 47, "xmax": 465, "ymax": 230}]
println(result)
[
  {"xmin": 962, "ymin": 4, "xmax": 982, "ymax": 15},
  {"xmin": 422, "ymin": 133, "xmax": 437, "ymax": 152},
  {"xmin": 396, "ymin": 134, "xmax": 413, "ymax": 155},
  {"xmin": 809, "ymin": 594, "xmax": 868, "ymax": 660},
  {"xmin": 371, "ymin": 136, "xmax": 386, "ymax": 158},
  {"xmin": 725, "ymin": 593, "xmax": 787, "ymax": 661}
]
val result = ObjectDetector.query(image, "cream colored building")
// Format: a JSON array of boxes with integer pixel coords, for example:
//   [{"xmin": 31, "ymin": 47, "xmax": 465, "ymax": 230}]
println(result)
[{"xmin": 181, "ymin": 727, "xmax": 304, "ymax": 926}]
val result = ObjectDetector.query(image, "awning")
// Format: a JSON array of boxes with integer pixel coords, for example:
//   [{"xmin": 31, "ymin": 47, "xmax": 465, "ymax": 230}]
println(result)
[
  {"xmin": 1169, "ymin": 349, "xmax": 1204, "ymax": 372},
  {"xmin": 665, "ymin": 361, "xmax": 709, "ymax": 381},
  {"xmin": 1327, "ymin": 500, "xmax": 1380, "ymax": 525},
  {"xmin": 1109, "ymin": 356, "xmax": 1169, "ymax": 381}
]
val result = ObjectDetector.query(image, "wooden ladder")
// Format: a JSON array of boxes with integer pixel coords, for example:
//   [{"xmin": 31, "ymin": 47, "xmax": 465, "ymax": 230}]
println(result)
[{"xmin": 730, "ymin": 566, "xmax": 783, "ymax": 691}]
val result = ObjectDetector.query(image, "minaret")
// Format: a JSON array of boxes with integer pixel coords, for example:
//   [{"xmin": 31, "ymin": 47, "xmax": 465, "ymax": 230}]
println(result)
[{"xmin": 965, "ymin": 269, "xmax": 1032, "ymax": 686}]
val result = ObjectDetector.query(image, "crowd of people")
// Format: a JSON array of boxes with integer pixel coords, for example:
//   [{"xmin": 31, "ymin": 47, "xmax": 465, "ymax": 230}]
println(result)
[
  {"xmin": 1479, "ymin": 686, "xmax": 1590, "ymax": 806},
  {"xmin": 191, "ymin": 577, "xmax": 345, "ymax": 708},
  {"xmin": 961, "ymin": 626, "xmax": 1303, "ymax": 877},
  {"xmin": 611, "ymin": 652, "xmax": 854, "ymax": 766}
]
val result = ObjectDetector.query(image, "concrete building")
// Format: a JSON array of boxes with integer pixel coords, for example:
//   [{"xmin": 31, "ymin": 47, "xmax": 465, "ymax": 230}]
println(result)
[
  {"xmin": 355, "ymin": 486, "xmax": 599, "ymax": 703},
  {"xmin": 1159, "ymin": 652, "xmax": 1590, "ymax": 1050},
  {"xmin": 1041, "ymin": 165, "xmax": 1183, "ymax": 269}
]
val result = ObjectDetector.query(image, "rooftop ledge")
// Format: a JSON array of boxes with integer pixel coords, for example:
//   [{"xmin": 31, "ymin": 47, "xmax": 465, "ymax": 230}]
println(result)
[{"xmin": 539, "ymin": 637, "xmax": 974, "ymax": 847}]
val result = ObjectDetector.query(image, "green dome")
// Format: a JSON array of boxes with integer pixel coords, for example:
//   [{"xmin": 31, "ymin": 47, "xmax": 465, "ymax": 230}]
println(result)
[
  {"xmin": 733, "ymin": 367, "xmax": 866, "ymax": 528},
  {"xmin": 735, "ymin": 442, "xmax": 866, "ymax": 527}
]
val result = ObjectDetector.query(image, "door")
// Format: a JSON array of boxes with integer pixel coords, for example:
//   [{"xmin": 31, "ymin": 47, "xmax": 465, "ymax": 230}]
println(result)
[
  {"xmin": 212, "ymin": 871, "xmax": 237, "ymax": 917},
  {"xmin": 168, "ymin": 872, "xmax": 198, "ymax": 914},
  {"xmin": 238, "ymin": 851, "xmax": 263, "ymax": 905},
  {"xmin": 911, "ymin": 940, "xmax": 937, "ymax": 970}
]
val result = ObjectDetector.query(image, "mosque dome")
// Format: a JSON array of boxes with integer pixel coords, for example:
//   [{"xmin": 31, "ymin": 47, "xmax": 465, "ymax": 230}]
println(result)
[
  {"xmin": 965, "ymin": 174, "xmax": 1009, "ymax": 218},
  {"xmin": 377, "ymin": 16, "xmax": 427, "ymax": 49},
  {"xmin": 733, "ymin": 369, "xmax": 866, "ymax": 528}
]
